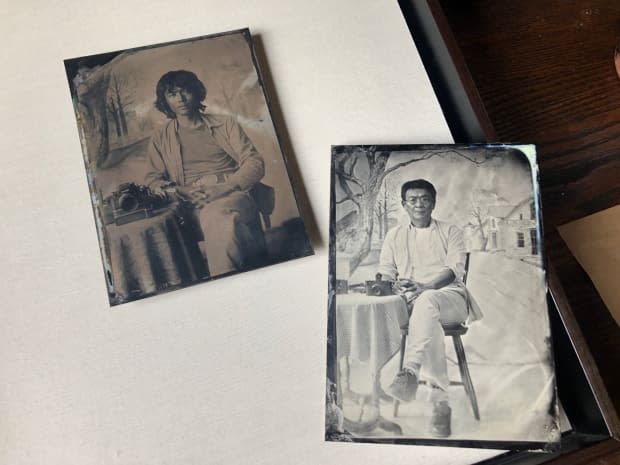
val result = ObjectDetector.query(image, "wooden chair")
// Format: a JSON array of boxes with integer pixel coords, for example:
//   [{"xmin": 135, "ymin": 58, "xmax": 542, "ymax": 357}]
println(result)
[
  {"xmin": 393, "ymin": 252, "xmax": 481, "ymax": 420},
  {"xmin": 249, "ymin": 182, "xmax": 275, "ymax": 229}
]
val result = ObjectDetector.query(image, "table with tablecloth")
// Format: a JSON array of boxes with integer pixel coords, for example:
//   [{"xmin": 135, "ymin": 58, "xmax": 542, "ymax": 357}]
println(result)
[
  {"xmin": 335, "ymin": 293, "xmax": 409, "ymax": 433},
  {"xmin": 105, "ymin": 207, "xmax": 206, "ymax": 303},
  {"xmin": 336, "ymin": 293, "xmax": 409, "ymax": 376}
]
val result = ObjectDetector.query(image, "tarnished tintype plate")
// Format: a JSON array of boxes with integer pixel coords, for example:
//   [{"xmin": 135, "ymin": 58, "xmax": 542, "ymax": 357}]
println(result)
[
  {"xmin": 64, "ymin": 29, "xmax": 313, "ymax": 305},
  {"xmin": 325, "ymin": 144, "xmax": 559, "ymax": 451}
]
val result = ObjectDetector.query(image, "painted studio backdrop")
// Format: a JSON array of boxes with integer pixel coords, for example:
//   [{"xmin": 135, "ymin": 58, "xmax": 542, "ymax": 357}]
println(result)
[
  {"xmin": 326, "ymin": 145, "xmax": 559, "ymax": 448},
  {"xmin": 65, "ymin": 30, "xmax": 312, "ymax": 305}
]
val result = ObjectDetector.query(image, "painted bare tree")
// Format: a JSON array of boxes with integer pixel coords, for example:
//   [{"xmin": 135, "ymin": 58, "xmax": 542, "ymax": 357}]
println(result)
[
  {"xmin": 335, "ymin": 147, "xmax": 493, "ymax": 273},
  {"xmin": 374, "ymin": 180, "xmax": 401, "ymax": 241},
  {"xmin": 108, "ymin": 74, "xmax": 134, "ymax": 137},
  {"xmin": 75, "ymin": 70, "xmax": 111, "ymax": 167},
  {"xmin": 469, "ymin": 188, "xmax": 509, "ymax": 251},
  {"xmin": 107, "ymin": 98, "xmax": 122, "ymax": 138}
]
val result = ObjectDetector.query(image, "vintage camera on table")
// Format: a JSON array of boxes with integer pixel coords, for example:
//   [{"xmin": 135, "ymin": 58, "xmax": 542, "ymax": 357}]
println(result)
[
  {"xmin": 102, "ymin": 183, "xmax": 172, "ymax": 226},
  {"xmin": 365, "ymin": 273, "xmax": 394, "ymax": 296}
]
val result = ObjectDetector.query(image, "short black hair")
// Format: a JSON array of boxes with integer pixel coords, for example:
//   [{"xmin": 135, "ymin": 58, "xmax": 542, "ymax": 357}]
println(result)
[
  {"xmin": 401, "ymin": 179, "xmax": 437, "ymax": 202},
  {"xmin": 155, "ymin": 70, "xmax": 207, "ymax": 118}
]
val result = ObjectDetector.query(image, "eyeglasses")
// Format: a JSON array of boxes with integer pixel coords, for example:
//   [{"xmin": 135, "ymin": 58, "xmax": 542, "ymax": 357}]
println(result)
[{"xmin": 404, "ymin": 196, "xmax": 433, "ymax": 206}]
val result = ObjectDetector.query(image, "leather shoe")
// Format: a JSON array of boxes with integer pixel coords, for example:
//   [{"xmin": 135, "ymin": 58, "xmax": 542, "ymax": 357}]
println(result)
[
  {"xmin": 388, "ymin": 370, "xmax": 418, "ymax": 402},
  {"xmin": 429, "ymin": 400, "xmax": 451, "ymax": 437}
]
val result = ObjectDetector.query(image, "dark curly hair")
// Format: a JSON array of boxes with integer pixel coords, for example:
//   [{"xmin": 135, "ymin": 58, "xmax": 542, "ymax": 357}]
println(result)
[
  {"xmin": 154, "ymin": 70, "xmax": 207, "ymax": 118},
  {"xmin": 401, "ymin": 179, "xmax": 437, "ymax": 202}
]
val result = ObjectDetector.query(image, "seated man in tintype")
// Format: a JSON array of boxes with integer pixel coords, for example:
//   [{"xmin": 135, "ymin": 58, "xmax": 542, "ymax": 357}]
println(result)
[
  {"xmin": 145, "ymin": 70, "xmax": 266, "ymax": 277},
  {"xmin": 378, "ymin": 179, "xmax": 483, "ymax": 437}
]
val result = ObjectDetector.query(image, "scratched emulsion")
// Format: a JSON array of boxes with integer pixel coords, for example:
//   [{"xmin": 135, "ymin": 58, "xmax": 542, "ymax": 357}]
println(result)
[
  {"xmin": 64, "ymin": 30, "xmax": 314, "ymax": 305},
  {"xmin": 325, "ymin": 145, "xmax": 560, "ymax": 449}
]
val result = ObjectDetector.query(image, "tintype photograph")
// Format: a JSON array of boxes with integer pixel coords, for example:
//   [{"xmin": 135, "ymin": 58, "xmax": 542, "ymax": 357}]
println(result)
[
  {"xmin": 326, "ymin": 145, "xmax": 559, "ymax": 449},
  {"xmin": 64, "ymin": 29, "xmax": 313, "ymax": 305}
]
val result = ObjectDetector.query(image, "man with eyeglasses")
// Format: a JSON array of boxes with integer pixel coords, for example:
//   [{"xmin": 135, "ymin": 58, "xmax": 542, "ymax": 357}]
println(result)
[{"xmin": 377, "ymin": 179, "xmax": 483, "ymax": 437}]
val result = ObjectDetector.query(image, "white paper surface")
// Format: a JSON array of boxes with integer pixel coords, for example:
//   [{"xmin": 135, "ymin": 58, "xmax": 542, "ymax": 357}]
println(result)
[{"xmin": 1, "ymin": 0, "xmax": 503, "ymax": 463}]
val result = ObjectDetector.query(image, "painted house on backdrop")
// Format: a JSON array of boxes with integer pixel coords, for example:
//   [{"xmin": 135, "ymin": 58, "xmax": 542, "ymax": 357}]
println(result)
[{"xmin": 487, "ymin": 198, "xmax": 539, "ymax": 260}]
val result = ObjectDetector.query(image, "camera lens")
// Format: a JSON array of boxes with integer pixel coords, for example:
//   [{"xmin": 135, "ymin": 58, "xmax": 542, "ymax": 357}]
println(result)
[{"xmin": 118, "ymin": 193, "xmax": 138, "ymax": 212}]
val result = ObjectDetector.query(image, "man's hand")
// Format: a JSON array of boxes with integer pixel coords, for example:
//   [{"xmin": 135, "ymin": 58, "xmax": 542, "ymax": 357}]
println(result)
[
  {"xmin": 393, "ymin": 279, "xmax": 427, "ymax": 306},
  {"xmin": 175, "ymin": 185, "xmax": 201, "ymax": 202},
  {"xmin": 201, "ymin": 184, "xmax": 235, "ymax": 202},
  {"xmin": 175, "ymin": 184, "xmax": 235, "ymax": 207},
  {"xmin": 393, "ymin": 279, "xmax": 416, "ymax": 294},
  {"xmin": 407, "ymin": 285, "xmax": 426, "ymax": 300}
]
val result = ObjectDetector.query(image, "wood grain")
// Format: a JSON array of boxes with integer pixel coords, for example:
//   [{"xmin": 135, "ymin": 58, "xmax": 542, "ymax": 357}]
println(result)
[
  {"xmin": 439, "ymin": 0, "xmax": 620, "ymax": 226},
  {"xmin": 438, "ymin": 0, "xmax": 620, "ymax": 462},
  {"xmin": 545, "ymin": 438, "xmax": 620, "ymax": 465}
]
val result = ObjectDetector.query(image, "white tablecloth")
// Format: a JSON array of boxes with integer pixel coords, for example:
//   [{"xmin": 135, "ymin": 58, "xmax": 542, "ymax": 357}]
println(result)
[{"xmin": 336, "ymin": 294, "xmax": 408, "ymax": 374}]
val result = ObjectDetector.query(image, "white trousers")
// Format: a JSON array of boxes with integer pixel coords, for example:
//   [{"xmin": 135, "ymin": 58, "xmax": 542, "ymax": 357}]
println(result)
[{"xmin": 404, "ymin": 288, "xmax": 468, "ymax": 400}]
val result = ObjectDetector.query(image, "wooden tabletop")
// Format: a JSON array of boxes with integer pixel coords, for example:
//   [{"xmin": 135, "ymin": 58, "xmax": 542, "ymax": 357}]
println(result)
[{"xmin": 438, "ymin": 1, "xmax": 620, "ymax": 463}]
